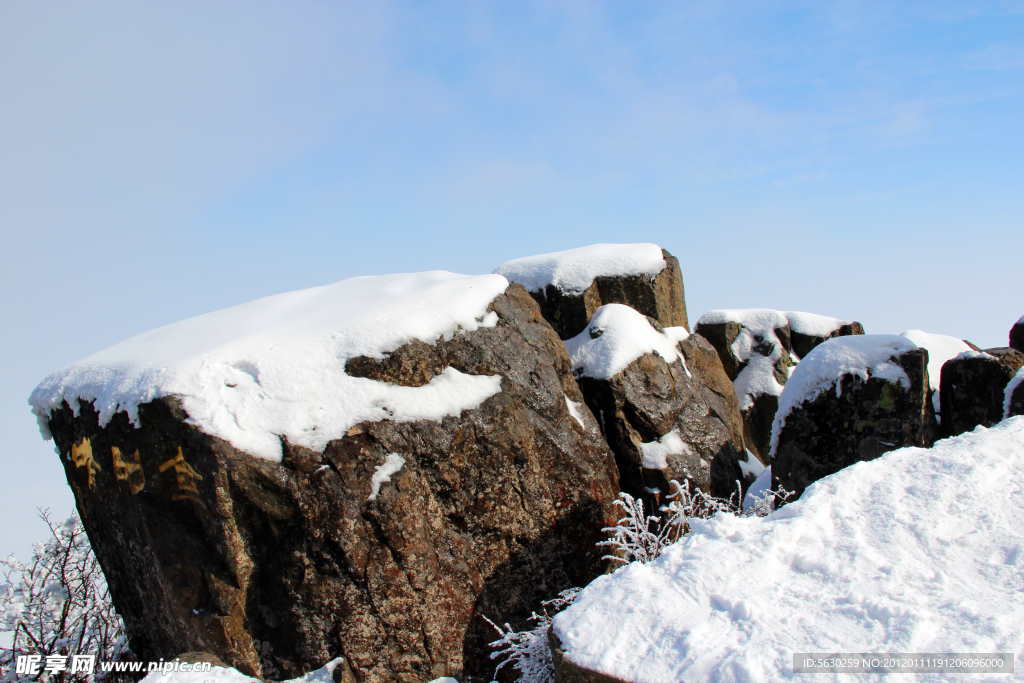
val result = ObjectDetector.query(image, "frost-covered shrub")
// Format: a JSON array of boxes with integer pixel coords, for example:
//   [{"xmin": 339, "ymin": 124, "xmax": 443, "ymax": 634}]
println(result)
[
  {"xmin": 0, "ymin": 511, "xmax": 130, "ymax": 683},
  {"xmin": 484, "ymin": 588, "xmax": 580, "ymax": 683},
  {"xmin": 601, "ymin": 480, "xmax": 793, "ymax": 566}
]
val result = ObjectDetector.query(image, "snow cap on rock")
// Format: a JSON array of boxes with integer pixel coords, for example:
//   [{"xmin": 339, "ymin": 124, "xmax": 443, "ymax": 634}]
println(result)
[
  {"xmin": 564, "ymin": 304, "xmax": 689, "ymax": 380},
  {"xmin": 494, "ymin": 243, "xmax": 666, "ymax": 294},
  {"xmin": 30, "ymin": 272, "xmax": 509, "ymax": 461}
]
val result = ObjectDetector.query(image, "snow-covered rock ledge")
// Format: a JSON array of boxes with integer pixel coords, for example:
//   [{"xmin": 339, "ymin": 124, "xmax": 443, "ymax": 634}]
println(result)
[
  {"xmin": 552, "ymin": 417, "xmax": 1024, "ymax": 683},
  {"xmin": 495, "ymin": 243, "xmax": 689, "ymax": 339}
]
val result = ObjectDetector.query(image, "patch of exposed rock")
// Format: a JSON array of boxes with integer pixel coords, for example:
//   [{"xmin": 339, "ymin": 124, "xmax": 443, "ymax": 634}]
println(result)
[
  {"xmin": 771, "ymin": 336, "xmax": 934, "ymax": 500},
  {"xmin": 43, "ymin": 285, "xmax": 620, "ymax": 683},
  {"xmin": 564, "ymin": 305, "xmax": 748, "ymax": 508},
  {"xmin": 940, "ymin": 347, "xmax": 1024, "ymax": 437}
]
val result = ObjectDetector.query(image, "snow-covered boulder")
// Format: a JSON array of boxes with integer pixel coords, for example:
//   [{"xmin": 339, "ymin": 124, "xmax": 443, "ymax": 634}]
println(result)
[
  {"xmin": 940, "ymin": 346, "xmax": 1024, "ymax": 437},
  {"xmin": 770, "ymin": 335, "xmax": 935, "ymax": 500},
  {"xmin": 899, "ymin": 329, "xmax": 977, "ymax": 422},
  {"xmin": 550, "ymin": 417, "xmax": 1024, "ymax": 683},
  {"xmin": 1010, "ymin": 315, "xmax": 1024, "ymax": 353},
  {"xmin": 693, "ymin": 309, "xmax": 864, "ymax": 464},
  {"xmin": 494, "ymin": 243, "xmax": 689, "ymax": 340},
  {"xmin": 564, "ymin": 304, "xmax": 748, "ymax": 504},
  {"xmin": 30, "ymin": 273, "xmax": 621, "ymax": 683}
]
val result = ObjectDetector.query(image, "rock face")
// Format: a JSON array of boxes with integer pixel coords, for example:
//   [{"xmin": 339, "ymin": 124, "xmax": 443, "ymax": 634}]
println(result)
[
  {"xmin": 772, "ymin": 338, "xmax": 934, "ymax": 500},
  {"xmin": 498, "ymin": 247, "xmax": 688, "ymax": 340},
  {"xmin": 44, "ymin": 285, "xmax": 620, "ymax": 683},
  {"xmin": 564, "ymin": 305, "xmax": 748, "ymax": 506},
  {"xmin": 1010, "ymin": 317, "xmax": 1024, "ymax": 353},
  {"xmin": 940, "ymin": 347, "xmax": 1024, "ymax": 437},
  {"xmin": 694, "ymin": 310, "xmax": 865, "ymax": 466}
]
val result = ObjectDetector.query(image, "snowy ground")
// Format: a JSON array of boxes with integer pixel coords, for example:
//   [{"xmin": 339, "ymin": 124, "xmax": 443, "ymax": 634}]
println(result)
[{"xmin": 553, "ymin": 417, "xmax": 1024, "ymax": 682}]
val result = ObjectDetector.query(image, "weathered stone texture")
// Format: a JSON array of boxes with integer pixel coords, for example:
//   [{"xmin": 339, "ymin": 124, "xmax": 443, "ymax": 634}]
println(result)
[
  {"xmin": 1010, "ymin": 319, "xmax": 1024, "ymax": 353},
  {"xmin": 529, "ymin": 249, "xmax": 688, "ymax": 340},
  {"xmin": 773, "ymin": 349, "xmax": 935, "ymax": 500},
  {"xmin": 939, "ymin": 347, "xmax": 1024, "ymax": 437},
  {"xmin": 47, "ymin": 285, "xmax": 620, "ymax": 683},
  {"xmin": 573, "ymin": 332, "xmax": 747, "ymax": 508}
]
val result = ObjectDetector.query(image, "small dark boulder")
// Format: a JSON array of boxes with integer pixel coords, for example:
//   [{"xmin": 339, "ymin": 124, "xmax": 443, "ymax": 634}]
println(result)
[
  {"xmin": 1010, "ymin": 317, "xmax": 1024, "ymax": 353},
  {"xmin": 1006, "ymin": 371, "xmax": 1024, "ymax": 418},
  {"xmin": 772, "ymin": 336, "xmax": 935, "ymax": 501},
  {"xmin": 940, "ymin": 347, "xmax": 1024, "ymax": 436}
]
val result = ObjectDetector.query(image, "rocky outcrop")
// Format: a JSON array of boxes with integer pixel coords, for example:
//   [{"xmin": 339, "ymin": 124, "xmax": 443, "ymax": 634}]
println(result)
[
  {"xmin": 940, "ymin": 347, "xmax": 1024, "ymax": 437},
  {"xmin": 1010, "ymin": 317, "xmax": 1024, "ymax": 353},
  {"xmin": 694, "ymin": 310, "xmax": 865, "ymax": 466},
  {"xmin": 497, "ymin": 246, "xmax": 688, "ymax": 340},
  {"xmin": 44, "ymin": 285, "xmax": 620, "ymax": 683},
  {"xmin": 772, "ymin": 337, "xmax": 934, "ymax": 500},
  {"xmin": 564, "ymin": 305, "xmax": 748, "ymax": 508}
]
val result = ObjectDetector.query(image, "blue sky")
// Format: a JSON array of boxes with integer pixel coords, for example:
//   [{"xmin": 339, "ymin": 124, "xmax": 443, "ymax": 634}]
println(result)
[{"xmin": 2, "ymin": 0, "xmax": 1022, "ymax": 558}]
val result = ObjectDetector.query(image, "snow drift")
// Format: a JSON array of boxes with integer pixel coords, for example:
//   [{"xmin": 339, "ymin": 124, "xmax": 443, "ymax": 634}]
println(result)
[{"xmin": 553, "ymin": 417, "xmax": 1024, "ymax": 682}]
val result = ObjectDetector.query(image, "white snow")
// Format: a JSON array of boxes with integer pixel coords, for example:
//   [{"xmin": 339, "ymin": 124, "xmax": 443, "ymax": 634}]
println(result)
[
  {"xmin": 900, "ymin": 330, "xmax": 974, "ymax": 415},
  {"xmin": 732, "ymin": 357, "xmax": 784, "ymax": 411},
  {"xmin": 769, "ymin": 335, "xmax": 918, "ymax": 460},
  {"xmin": 565, "ymin": 395, "xmax": 586, "ymax": 428},
  {"xmin": 553, "ymin": 417, "xmax": 1024, "ymax": 683},
  {"xmin": 737, "ymin": 451, "xmax": 765, "ymax": 479},
  {"xmin": 493, "ymin": 243, "xmax": 666, "ymax": 294},
  {"xmin": 954, "ymin": 349, "xmax": 994, "ymax": 361},
  {"xmin": 741, "ymin": 465, "xmax": 772, "ymax": 512},
  {"xmin": 1006, "ymin": 367, "xmax": 1024, "ymax": 420},
  {"xmin": 368, "ymin": 453, "xmax": 405, "ymax": 501},
  {"xmin": 784, "ymin": 311, "xmax": 851, "ymax": 338},
  {"xmin": 640, "ymin": 429, "xmax": 691, "ymax": 470},
  {"xmin": 664, "ymin": 326, "xmax": 690, "ymax": 343},
  {"xmin": 29, "ymin": 272, "xmax": 508, "ymax": 461},
  {"xmin": 565, "ymin": 304, "xmax": 690, "ymax": 380}
]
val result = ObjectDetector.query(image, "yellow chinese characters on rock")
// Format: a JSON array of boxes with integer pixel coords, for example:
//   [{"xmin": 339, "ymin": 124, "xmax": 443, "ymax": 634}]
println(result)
[
  {"xmin": 158, "ymin": 447, "xmax": 204, "ymax": 501},
  {"xmin": 110, "ymin": 446, "xmax": 145, "ymax": 494},
  {"xmin": 70, "ymin": 438, "xmax": 101, "ymax": 490}
]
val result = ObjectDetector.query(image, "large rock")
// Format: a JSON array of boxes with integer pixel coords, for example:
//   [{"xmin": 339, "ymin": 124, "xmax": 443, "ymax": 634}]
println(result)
[
  {"xmin": 939, "ymin": 347, "xmax": 1024, "ymax": 437},
  {"xmin": 34, "ymin": 277, "xmax": 620, "ymax": 683},
  {"xmin": 1010, "ymin": 316, "xmax": 1024, "ymax": 353},
  {"xmin": 694, "ymin": 309, "xmax": 864, "ymax": 466},
  {"xmin": 564, "ymin": 305, "xmax": 748, "ymax": 506},
  {"xmin": 771, "ymin": 335, "xmax": 935, "ymax": 500},
  {"xmin": 495, "ymin": 243, "xmax": 688, "ymax": 340}
]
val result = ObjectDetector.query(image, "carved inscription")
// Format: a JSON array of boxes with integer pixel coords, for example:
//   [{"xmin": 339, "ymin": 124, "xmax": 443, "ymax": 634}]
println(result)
[
  {"xmin": 158, "ymin": 447, "xmax": 203, "ymax": 501},
  {"xmin": 110, "ymin": 446, "xmax": 146, "ymax": 494},
  {"xmin": 70, "ymin": 437, "xmax": 101, "ymax": 489}
]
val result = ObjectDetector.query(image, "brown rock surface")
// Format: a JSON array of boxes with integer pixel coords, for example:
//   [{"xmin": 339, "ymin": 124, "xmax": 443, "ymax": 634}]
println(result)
[
  {"xmin": 1010, "ymin": 318, "xmax": 1024, "ymax": 353},
  {"xmin": 939, "ymin": 347, "xmax": 1024, "ymax": 436},
  {"xmin": 44, "ymin": 285, "xmax": 620, "ymax": 683},
  {"xmin": 773, "ymin": 348, "xmax": 935, "ymax": 500}
]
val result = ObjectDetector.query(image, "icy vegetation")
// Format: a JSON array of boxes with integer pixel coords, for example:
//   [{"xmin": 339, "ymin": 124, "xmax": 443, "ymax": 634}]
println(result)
[
  {"xmin": 769, "ymin": 335, "xmax": 917, "ymax": 459},
  {"xmin": 494, "ymin": 243, "xmax": 666, "ymax": 294},
  {"xmin": 900, "ymin": 330, "xmax": 973, "ymax": 414},
  {"xmin": 564, "ymin": 304, "xmax": 689, "ymax": 380},
  {"xmin": 553, "ymin": 417, "xmax": 1024, "ymax": 682},
  {"xmin": 29, "ymin": 272, "xmax": 508, "ymax": 461}
]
